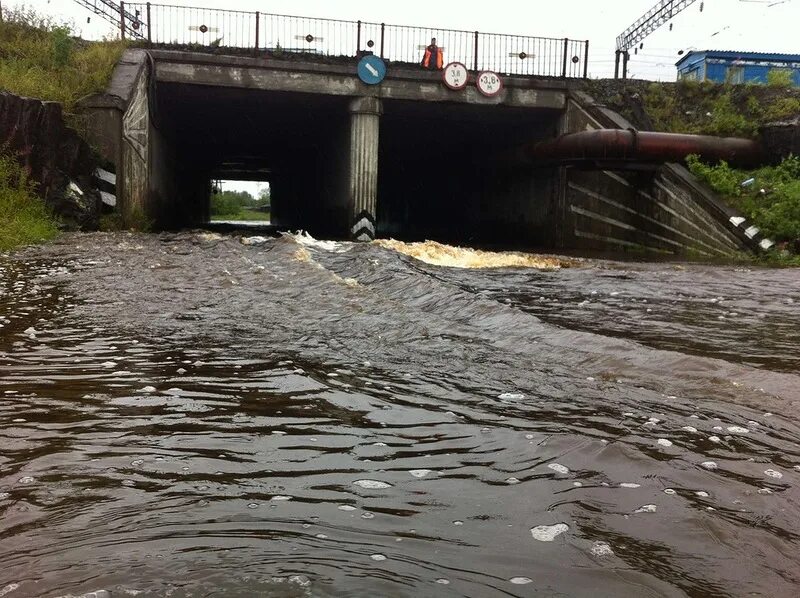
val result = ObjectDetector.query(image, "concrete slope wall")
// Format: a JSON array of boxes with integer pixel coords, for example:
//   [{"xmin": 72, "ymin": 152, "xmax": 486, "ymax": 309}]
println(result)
[{"xmin": 558, "ymin": 92, "xmax": 766, "ymax": 255}]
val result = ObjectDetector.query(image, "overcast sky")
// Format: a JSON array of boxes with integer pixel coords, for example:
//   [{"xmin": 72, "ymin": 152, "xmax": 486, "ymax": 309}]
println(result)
[{"xmin": 15, "ymin": 0, "xmax": 797, "ymax": 192}]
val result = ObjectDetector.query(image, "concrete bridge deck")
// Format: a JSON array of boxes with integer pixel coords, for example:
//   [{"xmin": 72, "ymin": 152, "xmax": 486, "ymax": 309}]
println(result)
[{"xmin": 80, "ymin": 48, "xmax": 765, "ymax": 257}]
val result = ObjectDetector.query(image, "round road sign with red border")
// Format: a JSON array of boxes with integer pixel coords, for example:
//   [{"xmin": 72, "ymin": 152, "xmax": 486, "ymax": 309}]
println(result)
[
  {"xmin": 442, "ymin": 62, "xmax": 469, "ymax": 91},
  {"xmin": 476, "ymin": 70, "xmax": 503, "ymax": 97}
]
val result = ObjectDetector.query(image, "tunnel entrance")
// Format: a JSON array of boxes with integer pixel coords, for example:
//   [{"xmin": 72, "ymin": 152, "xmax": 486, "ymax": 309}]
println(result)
[
  {"xmin": 155, "ymin": 83, "xmax": 352, "ymax": 233},
  {"xmin": 151, "ymin": 80, "xmax": 563, "ymax": 243},
  {"xmin": 378, "ymin": 100, "xmax": 562, "ymax": 246}
]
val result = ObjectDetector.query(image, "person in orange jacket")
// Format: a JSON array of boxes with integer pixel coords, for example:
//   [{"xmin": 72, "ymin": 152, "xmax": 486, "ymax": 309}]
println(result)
[{"xmin": 421, "ymin": 37, "xmax": 443, "ymax": 70}]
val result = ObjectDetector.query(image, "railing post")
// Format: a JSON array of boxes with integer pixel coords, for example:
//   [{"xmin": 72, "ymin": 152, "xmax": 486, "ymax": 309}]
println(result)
[
  {"xmin": 119, "ymin": 0, "xmax": 126, "ymax": 40},
  {"xmin": 255, "ymin": 11, "xmax": 260, "ymax": 51},
  {"xmin": 146, "ymin": 2, "xmax": 151, "ymax": 44},
  {"xmin": 583, "ymin": 40, "xmax": 589, "ymax": 78},
  {"xmin": 473, "ymin": 31, "xmax": 479, "ymax": 71},
  {"xmin": 561, "ymin": 37, "xmax": 568, "ymax": 77},
  {"xmin": 380, "ymin": 23, "xmax": 385, "ymax": 58},
  {"xmin": 356, "ymin": 20, "xmax": 361, "ymax": 53}
]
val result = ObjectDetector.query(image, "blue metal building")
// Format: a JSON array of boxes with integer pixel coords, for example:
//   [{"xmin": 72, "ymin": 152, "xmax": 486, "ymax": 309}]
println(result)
[{"xmin": 675, "ymin": 50, "xmax": 800, "ymax": 85}]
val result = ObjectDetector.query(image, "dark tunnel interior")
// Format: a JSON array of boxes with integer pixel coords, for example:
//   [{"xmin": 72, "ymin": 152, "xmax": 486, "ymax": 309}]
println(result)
[{"xmin": 154, "ymin": 82, "xmax": 563, "ymax": 244}]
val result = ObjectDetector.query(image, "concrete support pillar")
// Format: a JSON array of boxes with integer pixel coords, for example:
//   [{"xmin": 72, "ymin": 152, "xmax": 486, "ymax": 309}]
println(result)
[{"xmin": 348, "ymin": 96, "xmax": 382, "ymax": 241}]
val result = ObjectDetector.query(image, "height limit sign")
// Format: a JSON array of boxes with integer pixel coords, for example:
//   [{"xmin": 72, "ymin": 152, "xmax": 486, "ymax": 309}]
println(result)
[
  {"xmin": 442, "ymin": 62, "xmax": 468, "ymax": 90},
  {"xmin": 476, "ymin": 71, "xmax": 503, "ymax": 97}
]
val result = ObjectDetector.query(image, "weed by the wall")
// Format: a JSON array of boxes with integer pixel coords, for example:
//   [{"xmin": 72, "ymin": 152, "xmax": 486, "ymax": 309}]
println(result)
[{"xmin": 0, "ymin": 153, "xmax": 59, "ymax": 250}]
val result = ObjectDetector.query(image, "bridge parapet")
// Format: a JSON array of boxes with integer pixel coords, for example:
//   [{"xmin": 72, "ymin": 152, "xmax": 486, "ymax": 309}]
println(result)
[{"xmin": 96, "ymin": 1, "xmax": 588, "ymax": 78}]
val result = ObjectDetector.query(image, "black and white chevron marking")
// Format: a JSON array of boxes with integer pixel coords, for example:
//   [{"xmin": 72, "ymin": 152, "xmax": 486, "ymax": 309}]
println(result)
[
  {"xmin": 94, "ymin": 167, "xmax": 117, "ymax": 207},
  {"xmin": 351, "ymin": 210, "xmax": 376, "ymax": 242}
]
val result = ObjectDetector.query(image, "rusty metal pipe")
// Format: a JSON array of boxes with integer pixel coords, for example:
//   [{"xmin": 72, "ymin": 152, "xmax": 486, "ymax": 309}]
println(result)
[{"xmin": 523, "ymin": 129, "xmax": 764, "ymax": 168}]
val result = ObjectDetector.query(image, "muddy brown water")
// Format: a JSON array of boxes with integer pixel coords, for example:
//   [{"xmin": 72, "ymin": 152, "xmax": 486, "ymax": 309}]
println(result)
[{"xmin": 1, "ymin": 231, "xmax": 799, "ymax": 597}]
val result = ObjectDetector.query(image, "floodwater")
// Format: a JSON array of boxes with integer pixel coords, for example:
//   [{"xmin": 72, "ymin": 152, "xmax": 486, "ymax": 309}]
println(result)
[{"xmin": 1, "ymin": 231, "xmax": 800, "ymax": 597}]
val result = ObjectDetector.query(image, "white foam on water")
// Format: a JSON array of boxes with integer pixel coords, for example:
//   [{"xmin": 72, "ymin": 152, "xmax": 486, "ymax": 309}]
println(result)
[
  {"xmin": 272, "ymin": 431, "xmax": 287, "ymax": 436},
  {"xmin": 17, "ymin": 477, "xmax": 34, "ymax": 484},
  {"xmin": 590, "ymin": 541, "xmax": 615, "ymax": 557},
  {"xmin": 765, "ymin": 469, "xmax": 783, "ymax": 479},
  {"xmin": 573, "ymin": 481, "xmax": 583, "ymax": 487},
  {"xmin": 453, "ymin": 520, "xmax": 464, "ymax": 526},
  {"xmin": 271, "ymin": 495, "xmax": 292, "ymax": 501},
  {"xmin": 101, "ymin": 361, "xmax": 116, "ymax": 368},
  {"xmin": 701, "ymin": 461, "xmax": 718, "ymax": 470},
  {"xmin": 509, "ymin": 577, "xmax": 533, "ymax": 585},
  {"xmin": 372, "ymin": 442, "xmax": 387, "ymax": 447},
  {"xmin": 288, "ymin": 575, "xmax": 311, "ymax": 587},
  {"xmin": 696, "ymin": 491, "xmax": 710, "ymax": 497},
  {"xmin": 12, "ymin": 419, "xmax": 25, "ymax": 423},
  {"xmin": 136, "ymin": 386, "xmax": 157, "ymax": 393},
  {"xmin": 708, "ymin": 436, "xmax": 721, "ymax": 443},
  {"xmin": 525, "ymin": 434, "xmax": 535, "ymax": 439},
  {"xmin": 498, "ymin": 392, "xmax": 525, "ymax": 400},
  {"xmin": 315, "ymin": 534, "xmax": 328, "ymax": 539},
  {"xmin": 290, "ymin": 232, "xmax": 346, "ymax": 253},
  {"xmin": 361, "ymin": 512, "xmax": 375, "ymax": 519},
  {"xmin": 634, "ymin": 504, "xmax": 657, "ymax": 513},
  {"xmin": 338, "ymin": 505, "xmax": 357, "ymax": 511},
  {"xmin": 130, "ymin": 459, "xmax": 144, "ymax": 467},
  {"xmin": 530, "ymin": 523, "xmax": 569, "ymax": 541},
  {"xmin": 353, "ymin": 479, "xmax": 392, "ymax": 489},
  {"xmin": 435, "ymin": 579, "xmax": 450, "ymax": 585},
  {"xmin": 713, "ymin": 426, "xmax": 723, "ymax": 431},
  {"xmin": 548, "ymin": 463, "xmax": 570, "ymax": 475},
  {"xmin": 657, "ymin": 438, "xmax": 673, "ymax": 447},
  {"xmin": 682, "ymin": 426, "xmax": 698, "ymax": 433},
  {"xmin": 0, "ymin": 585, "xmax": 20, "ymax": 597},
  {"xmin": 409, "ymin": 469, "xmax": 433, "ymax": 478},
  {"xmin": 0, "ymin": 493, "xmax": 9, "ymax": 500},
  {"xmin": 664, "ymin": 488, "xmax": 677, "ymax": 495},
  {"xmin": 247, "ymin": 503, "xmax": 259, "ymax": 509},
  {"xmin": 505, "ymin": 477, "xmax": 521, "ymax": 484},
  {"xmin": 727, "ymin": 426, "xmax": 749, "ymax": 434},
  {"xmin": 620, "ymin": 483, "xmax": 641, "ymax": 488},
  {"xmin": 370, "ymin": 554, "xmax": 387, "ymax": 561},
  {"xmin": 758, "ymin": 488, "xmax": 773, "ymax": 495}
]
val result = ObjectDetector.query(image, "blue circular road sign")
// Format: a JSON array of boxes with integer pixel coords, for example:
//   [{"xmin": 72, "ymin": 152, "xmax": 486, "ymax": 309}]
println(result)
[{"xmin": 357, "ymin": 55, "xmax": 387, "ymax": 85}]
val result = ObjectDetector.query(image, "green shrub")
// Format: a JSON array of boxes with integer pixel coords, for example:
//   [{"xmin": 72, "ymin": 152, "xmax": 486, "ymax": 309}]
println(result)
[
  {"xmin": 764, "ymin": 97, "xmax": 800, "ymax": 122},
  {"xmin": 687, "ymin": 154, "xmax": 800, "ymax": 243},
  {"xmin": 704, "ymin": 92, "xmax": 756, "ymax": 137},
  {"xmin": 767, "ymin": 68, "xmax": 795, "ymax": 88},
  {"xmin": 0, "ymin": 153, "xmax": 59, "ymax": 251}
]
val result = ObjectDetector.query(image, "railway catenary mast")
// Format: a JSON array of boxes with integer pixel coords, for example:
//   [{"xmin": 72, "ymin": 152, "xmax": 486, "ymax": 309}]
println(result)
[
  {"xmin": 72, "ymin": 0, "xmax": 145, "ymax": 39},
  {"xmin": 614, "ymin": 0, "xmax": 702, "ymax": 78}
]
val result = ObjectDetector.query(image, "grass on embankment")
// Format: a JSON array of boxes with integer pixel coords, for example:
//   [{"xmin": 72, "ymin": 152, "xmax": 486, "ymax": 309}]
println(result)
[
  {"xmin": 0, "ymin": 153, "xmax": 59, "ymax": 251},
  {"xmin": 584, "ymin": 78, "xmax": 800, "ymax": 138},
  {"xmin": 0, "ymin": 7, "xmax": 126, "ymax": 113},
  {"xmin": 687, "ymin": 155, "xmax": 800, "ymax": 263},
  {"xmin": 0, "ymin": 8, "xmax": 125, "ymax": 250}
]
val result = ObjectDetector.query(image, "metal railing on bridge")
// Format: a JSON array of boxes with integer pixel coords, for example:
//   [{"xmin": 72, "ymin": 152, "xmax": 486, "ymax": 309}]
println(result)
[{"xmin": 105, "ymin": 2, "xmax": 588, "ymax": 78}]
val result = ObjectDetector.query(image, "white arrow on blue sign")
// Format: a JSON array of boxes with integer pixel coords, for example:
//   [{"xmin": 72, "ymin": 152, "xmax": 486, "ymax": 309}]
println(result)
[{"xmin": 357, "ymin": 55, "xmax": 387, "ymax": 85}]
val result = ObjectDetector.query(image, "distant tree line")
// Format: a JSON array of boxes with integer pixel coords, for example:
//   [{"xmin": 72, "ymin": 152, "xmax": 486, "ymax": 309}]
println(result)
[{"xmin": 210, "ymin": 187, "xmax": 270, "ymax": 216}]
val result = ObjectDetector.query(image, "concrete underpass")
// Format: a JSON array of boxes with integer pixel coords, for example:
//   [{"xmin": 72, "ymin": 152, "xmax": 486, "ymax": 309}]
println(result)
[{"xmin": 80, "ymin": 49, "xmax": 760, "ymax": 256}]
